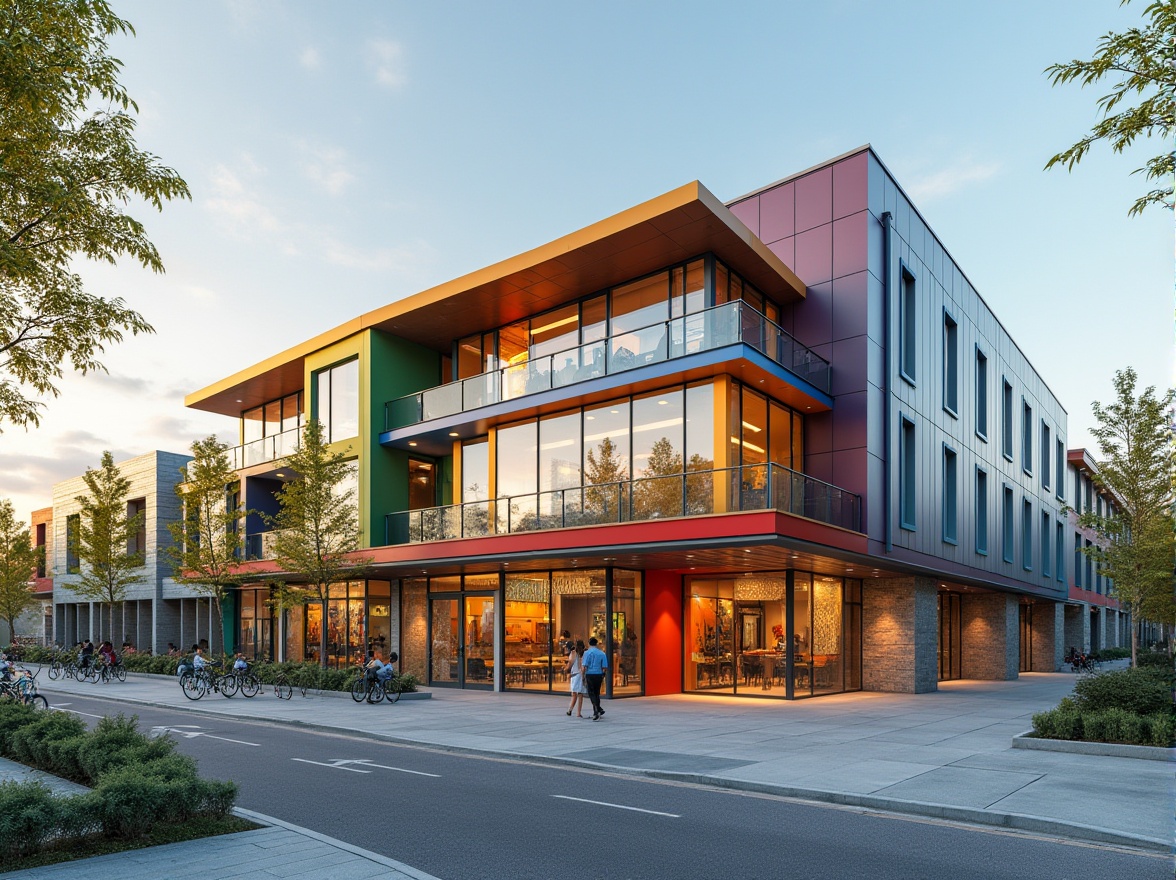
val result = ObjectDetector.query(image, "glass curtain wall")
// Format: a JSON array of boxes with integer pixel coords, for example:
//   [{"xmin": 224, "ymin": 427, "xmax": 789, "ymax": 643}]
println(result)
[
  {"xmin": 237, "ymin": 588, "xmax": 275, "ymax": 661},
  {"xmin": 685, "ymin": 572, "xmax": 860, "ymax": 699}
]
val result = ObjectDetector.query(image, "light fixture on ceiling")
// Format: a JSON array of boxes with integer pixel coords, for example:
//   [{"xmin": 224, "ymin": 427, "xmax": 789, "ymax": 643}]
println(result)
[
  {"xmin": 275, "ymin": 472, "xmax": 286, "ymax": 478},
  {"xmin": 448, "ymin": 432, "xmax": 460, "ymax": 437},
  {"xmin": 408, "ymin": 441, "xmax": 417, "ymax": 446}
]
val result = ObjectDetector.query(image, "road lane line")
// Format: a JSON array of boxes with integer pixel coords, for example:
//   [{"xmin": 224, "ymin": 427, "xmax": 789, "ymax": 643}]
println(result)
[
  {"xmin": 552, "ymin": 795, "xmax": 680, "ymax": 818},
  {"xmin": 54, "ymin": 707, "xmax": 106, "ymax": 719},
  {"xmin": 199, "ymin": 733, "xmax": 260, "ymax": 746},
  {"xmin": 149, "ymin": 725, "xmax": 260, "ymax": 747},
  {"xmin": 354, "ymin": 760, "xmax": 440, "ymax": 777},
  {"xmin": 291, "ymin": 758, "xmax": 372, "ymax": 773}
]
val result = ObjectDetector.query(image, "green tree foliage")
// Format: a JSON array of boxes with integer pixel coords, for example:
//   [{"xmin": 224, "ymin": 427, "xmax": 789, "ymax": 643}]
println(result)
[
  {"xmin": 70, "ymin": 451, "xmax": 143, "ymax": 642},
  {"xmin": 633, "ymin": 437, "xmax": 683, "ymax": 519},
  {"xmin": 0, "ymin": 0, "xmax": 190, "ymax": 429},
  {"xmin": 166, "ymin": 437, "xmax": 248, "ymax": 651},
  {"xmin": 1044, "ymin": 0, "xmax": 1175, "ymax": 216},
  {"xmin": 584, "ymin": 436, "xmax": 628, "ymax": 521},
  {"xmin": 1077, "ymin": 368, "xmax": 1175, "ymax": 665},
  {"xmin": 267, "ymin": 420, "xmax": 369, "ymax": 666},
  {"xmin": 0, "ymin": 499, "xmax": 40, "ymax": 644}
]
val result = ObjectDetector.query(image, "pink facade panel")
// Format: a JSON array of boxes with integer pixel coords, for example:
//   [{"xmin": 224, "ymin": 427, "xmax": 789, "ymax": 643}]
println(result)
[
  {"xmin": 832, "ymin": 152, "xmax": 868, "ymax": 220},
  {"xmin": 831, "ymin": 335, "xmax": 869, "ymax": 396},
  {"xmin": 831, "ymin": 389, "xmax": 868, "ymax": 452},
  {"xmin": 793, "ymin": 279, "xmax": 832, "ymax": 346},
  {"xmin": 758, "ymin": 183, "xmax": 794, "ymax": 243},
  {"xmin": 795, "ymin": 167, "xmax": 832, "ymax": 233},
  {"xmin": 832, "ymin": 212, "xmax": 868, "ymax": 280},
  {"xmin": 831, "ymin": 271, "xmax": 869, "ymax": 342},
  {"xmin": 794, "ymin": 225, "xmax": 832, "ymax": 286},
  {"xmin": 767, "ymin": 236, "xmax": 794, "ymax": 273},
  {"xmin": 728, "ymin": 199, "xmax": 759, "ymax": 237},
  {"xmin": 832, "ymin": 447, "xmax": 869, "ymax": 499}
]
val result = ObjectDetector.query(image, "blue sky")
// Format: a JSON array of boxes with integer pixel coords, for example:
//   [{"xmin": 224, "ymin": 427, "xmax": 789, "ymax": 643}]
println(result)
[{"xmin": 2, "ymin": 0, "xmax": 1169, "ymax": 523}]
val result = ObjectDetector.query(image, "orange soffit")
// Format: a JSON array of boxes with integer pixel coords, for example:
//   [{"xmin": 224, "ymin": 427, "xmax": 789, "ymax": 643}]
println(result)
[{"xmin": 184, "ymin": 182, "xmax": 805, "ymax": 416}]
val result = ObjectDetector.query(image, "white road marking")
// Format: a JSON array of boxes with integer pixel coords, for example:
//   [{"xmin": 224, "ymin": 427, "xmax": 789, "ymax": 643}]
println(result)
[
  {"xmin": 291, "ymin": 758, "xmax": 372, "ymax": 773},
  {"xmin": 552, "ymin": 795, "xmax": 680, "ymax": 817},
  {"xmin": 351, "ymin": 760, "xmax": 440, "ymax": 778},
  {"xmin": 53, "ymin": 706, "xmax": 106, "ymax": 719},
  {"xmin": 150, "ymin": 725, "xmax": 260, "ymax": 747}
]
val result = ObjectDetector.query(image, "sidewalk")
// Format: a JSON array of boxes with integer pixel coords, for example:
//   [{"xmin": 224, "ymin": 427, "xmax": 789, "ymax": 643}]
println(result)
[
  {"xmin": 31, "ymin": 665, "xmax": 1175, "ymax": 852},
  {"xmin": 0, "ymin": 757, "xmax": 441, "ymax": 880}
]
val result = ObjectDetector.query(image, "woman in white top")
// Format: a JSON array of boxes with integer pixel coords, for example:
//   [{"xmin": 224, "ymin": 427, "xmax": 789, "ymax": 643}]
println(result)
[{"xmin": 564, "ymin": 639, "xmax": 587, "ymax": 717}]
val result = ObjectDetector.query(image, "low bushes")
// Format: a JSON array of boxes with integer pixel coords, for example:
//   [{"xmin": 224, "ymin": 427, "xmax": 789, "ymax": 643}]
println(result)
[
  {"xmin": 1031, "ymin": 666, "xmax": 1175, "ymax": 748},
  {"xmin": 1089, "ymin": 646, "xmax": 1130, "ymax": 662},
  {"xmin": 0, "ymin": 702, "xmax": 238, "ymax": 861}
]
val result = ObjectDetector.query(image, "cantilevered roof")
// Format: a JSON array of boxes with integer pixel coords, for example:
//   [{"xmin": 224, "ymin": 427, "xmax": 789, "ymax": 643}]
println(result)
[{"xmin": 186, "ymin": 181, "xmax": 806, "ymax": 416}]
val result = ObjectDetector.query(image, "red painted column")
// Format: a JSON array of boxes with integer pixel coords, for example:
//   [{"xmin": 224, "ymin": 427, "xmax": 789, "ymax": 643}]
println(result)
[{"xmin": 644, "ymin": 570, "xmax": 683, "ymax": 695}]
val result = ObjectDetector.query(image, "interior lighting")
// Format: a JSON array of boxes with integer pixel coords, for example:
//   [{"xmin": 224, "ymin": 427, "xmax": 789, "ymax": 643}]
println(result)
[
  {"xmin": 408, "ymin": 441, "xmax": 417, "ymax": 446},
  {"xmin": 448, "ymin": 432, "xmax": 460, "ymax": 437},
  {"xmin": 529, "ymin": 315, "xmax": 578, "ymax": 336},
  {"xmin": 741, "ymin": 420, "xmax": 762, "ymax": 432}
]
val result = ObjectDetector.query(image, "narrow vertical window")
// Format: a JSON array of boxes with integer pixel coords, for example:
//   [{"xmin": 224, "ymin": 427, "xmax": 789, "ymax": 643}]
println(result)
[
  {"xmin": 975, "ymin": 468, "xmax": 988, "ymax": 555},
  {"xmin": 900, "ymin": 415, "xmax": 916, "ymax": 530},
  {"xmin": 1001, "ymin": 379, "xmax": 1013, "ymax": 460},
  {"xmin": 975, "ymin": 347, "xmax": 988, "ymax": 440},
  {"xmin": 1041, "ymin": 511, "xmax": 1051, "ymax": 578},
  {"xmin": 1073, "ymin": 532, "xmax": 1083, "ymax": 587},
  {"xmin": 1002, "ymin": 486, "xmax": 1014, "ymax": 563},
  {"xmin": 1055, "ymin": 520, "xmax": 1065, "ymax": 583},
  {"xmin": 1085, "ymin": 539, "xmax": 1094, "ymax": 590},
  {"xmin": 1022, "ymin": 499, "xmax": 1033, "ymax": 571},
  {"xmin": 1021, "ymin": 399, "xmax": 1033, "ymax": 474},
  {"xmin": 900, "ymin": 265, "xmax": 917, "ymax": 384},
  {"xmin": 943, "ymin": 310, "xmax": 958, "ymax": 416},
  {"xmin": 1041, "ymin": 423, "xmax": 1051, "ymax": 490},
  {"xmin": 942, "ymin": 445, "xmax": 957, "ymax": 544},
  {"xmin": 1055, "ymin": 439, "xmax": 1065, "ymax": 501},
  {"xmin": 66, "ymin": 513, "xmax": 80, "ymax": 574}
]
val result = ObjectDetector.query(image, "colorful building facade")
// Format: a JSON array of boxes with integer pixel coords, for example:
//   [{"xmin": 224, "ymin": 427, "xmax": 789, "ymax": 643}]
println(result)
[{"xmin": 187, "ymin": 146, "xmax": 1106, "ymax": 699}]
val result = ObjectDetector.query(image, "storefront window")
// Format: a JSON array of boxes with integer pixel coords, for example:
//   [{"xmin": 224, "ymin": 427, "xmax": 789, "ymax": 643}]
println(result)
[
  {"xmin": 612, "ymin": 569, "xmax": 642, "ymax": 695},
  {"xmin": 367, "ymin": 580, "xmax": 392, "ymax": 659},
  {"xmin": 505, "ymin": 574, "xmax": 552, "ymax": 691},
  {"xmin": 686, "ymin": 571, "xmax": 858, "ymax": 699}
]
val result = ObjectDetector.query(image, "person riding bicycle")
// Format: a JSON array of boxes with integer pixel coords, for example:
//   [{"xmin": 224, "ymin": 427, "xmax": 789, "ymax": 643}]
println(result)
[
  {"xmin": 0, "ymin": 652, "xmax": 13, "ymax": 682},
  {"xmin": 78, "ymin": 639, "xmax": 95, "ymax": 669},
  {"xmin": 232, "ymin": 652, "xmax": 249, "ymax": 673},
  {"xmin": 192, "ymin": 646, "xmax": 209, "ymax": 674},
  {"xmin": 98, "ymin": 641, "xmax": 116, "ymax": 667}
]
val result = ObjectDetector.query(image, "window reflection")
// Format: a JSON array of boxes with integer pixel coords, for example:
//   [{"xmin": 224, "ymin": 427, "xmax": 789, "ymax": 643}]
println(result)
[{"xmin": 314, "ymin": 358, "xmax": 359, "ymax": 442}]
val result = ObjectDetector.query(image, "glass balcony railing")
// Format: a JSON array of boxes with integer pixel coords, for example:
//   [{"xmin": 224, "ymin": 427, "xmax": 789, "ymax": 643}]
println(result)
[
  {"xmin": 384, "ymin": 462, "xmax": 860, "ymax": 545},
  {"xmin": 384, "ymin": 301, "xmax": 831, "ymax": 430},
  {"xmin": 227, "ymin": 426, "xmax": 303, "ymax": 471}
]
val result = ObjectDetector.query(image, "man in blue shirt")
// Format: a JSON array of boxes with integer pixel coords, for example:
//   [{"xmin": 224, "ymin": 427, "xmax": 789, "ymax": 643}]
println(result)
[{"xmin": 581, "ymin": 637, "xmax": 608, "ymax": 720}]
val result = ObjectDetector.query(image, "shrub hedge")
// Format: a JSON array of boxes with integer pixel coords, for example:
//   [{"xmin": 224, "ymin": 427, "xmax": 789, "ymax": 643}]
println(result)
[
  {"xmin": 1031, "ymin": 666, "xmax": 1175, "ymax": 748},
  {"xmin": 0, "ymin": 702, "xmax": 237, "ymax": 860}
]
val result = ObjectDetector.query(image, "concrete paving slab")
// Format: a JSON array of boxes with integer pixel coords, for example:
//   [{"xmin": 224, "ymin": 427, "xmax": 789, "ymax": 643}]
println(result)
[{"xmin": 874, "ymin": 766, "xmax": 1044, "ymax": 809}]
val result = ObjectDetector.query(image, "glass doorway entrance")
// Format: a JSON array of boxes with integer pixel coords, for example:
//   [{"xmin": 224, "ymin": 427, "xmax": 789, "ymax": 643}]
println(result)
[{"xmin": 429, "ymin": 593, "xmax": 495, "ymax": 689}]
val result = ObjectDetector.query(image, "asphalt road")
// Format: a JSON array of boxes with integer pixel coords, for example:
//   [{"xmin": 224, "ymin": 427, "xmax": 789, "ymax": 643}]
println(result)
[{"xmin": 50, "ymin": 692, "xmax": 1170, "ymax": 880}]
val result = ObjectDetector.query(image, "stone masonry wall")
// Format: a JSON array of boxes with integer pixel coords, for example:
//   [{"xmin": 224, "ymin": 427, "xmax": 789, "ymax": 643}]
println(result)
[
  {"xmin": 862, "ymin": 576, "xmax": 938, "ymax": 693},
  {"xmin": 400, "ymin": 581, "xmax": 427, "ymax": 680},
  {"xmin": 961, "ymin": 592, "xmax": 1019, "ymax": 680},
  {"xmin": 1029, "ymin": 600, "xmax": 1063, "ymax": 672}
]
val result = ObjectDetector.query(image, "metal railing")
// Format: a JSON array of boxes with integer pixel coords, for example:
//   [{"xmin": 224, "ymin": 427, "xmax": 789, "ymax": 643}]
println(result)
[
  {"xmin": 384, "ymin": 301, "xmax": 830, "ymax": 430},
  {"xmin": 384, "ymin": 462, "xmax": 860, "ymax": 545},
  {"xmin": 242, "ymin": 530, "xmax": 290, "ymax": 561}
]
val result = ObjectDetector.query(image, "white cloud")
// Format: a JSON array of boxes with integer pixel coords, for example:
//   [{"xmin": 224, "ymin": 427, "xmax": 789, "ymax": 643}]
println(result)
[
  {"xmin": 321, "ymin": 236, "xmax": 437, "ymax": 274},
  {"xmin": 297, "ymin": 143, "xmax": 355, "ymax": 196},
  {"xmin": 299, "ymin": 46, "xmax": 322, "ymax": 70},
  {"xmin": 906, "ymin": 158, "xmax": 1001, "ymax": 203},
  {"xmin": 368, "ymin": 39, "xmax": 407, "ymax": 89},
  {"xmin": 204, "ymin": 161, "xmax": 285, "ymax": 241}
]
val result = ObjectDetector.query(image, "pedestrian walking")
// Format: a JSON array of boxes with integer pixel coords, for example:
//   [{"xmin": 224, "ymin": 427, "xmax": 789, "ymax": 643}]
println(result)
[
  {"xmin": 565, "ymin": 639, "xmax": 587, "ymax": 717},
  {"xmin": 582, "ymin": 636, "xmax": 608, "ymax": 720}
]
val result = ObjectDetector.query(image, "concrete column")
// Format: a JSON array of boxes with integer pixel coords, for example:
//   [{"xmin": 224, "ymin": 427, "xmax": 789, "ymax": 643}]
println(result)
[
  {"xmin": 1090, "ymin": 607, "xmax": 1105, "ymax": 652},
  {"xmin": 1030, "ymin": 600, "xmax": 1064, "ymax": 672},
  {"xmin": 961, "ymin": 592, "xmax": 1019, "ymax": 680},
  {"xmin": 861, "ymin": 576, "xmax": 938, "ymax": 693},
  {"xmin": 155, "ymin": 599, "xmax": 181, "ymax": 654}
]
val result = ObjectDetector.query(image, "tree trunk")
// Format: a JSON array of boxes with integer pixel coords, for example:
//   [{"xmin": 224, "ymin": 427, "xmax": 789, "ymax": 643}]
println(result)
[
  {"xmin": 1130, "ymin": 615, "xmax": 1138, "ymax": 667},
  {"xmin": 213, "ymin": 596, "xmax": 225, "ymax": 659},
  {"xmin": 320, "ymin": 597, "xmax": 329, "ymax": 669}
]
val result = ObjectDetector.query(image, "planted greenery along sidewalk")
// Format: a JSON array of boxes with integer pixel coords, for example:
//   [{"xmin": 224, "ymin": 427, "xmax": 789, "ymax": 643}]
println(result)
[
  {"xmin": 1031, "ymin": 662, "xmax": 1175, "ymax": 748},
  {"xmin": 11, "ymin": 644, "xmax": 420, "ymax": 693},
  {"xmin": 0, "ymin": 702, "xmax": 245, "ymax": 866}
]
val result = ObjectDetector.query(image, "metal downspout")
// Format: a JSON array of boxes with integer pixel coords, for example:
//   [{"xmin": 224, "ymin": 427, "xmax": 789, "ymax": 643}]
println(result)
[{"xmin": 881, "ymin": 211, "xmax": 893, "ymax": 554}]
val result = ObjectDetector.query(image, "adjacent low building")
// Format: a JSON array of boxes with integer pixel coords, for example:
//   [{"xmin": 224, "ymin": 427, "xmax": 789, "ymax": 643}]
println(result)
[
  {"xmin": 48, "ymin": 450, "xmax": 225, "ymax": 654},
  {"xmin": 185, "ymin": 145, "xmax": 1120, "ymax": 698}
]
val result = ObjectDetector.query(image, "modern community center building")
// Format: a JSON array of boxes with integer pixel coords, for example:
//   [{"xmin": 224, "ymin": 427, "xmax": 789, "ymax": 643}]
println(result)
[{"xmin": 174, "ymin": 145, "xmax": 1128, "ymax": 700}]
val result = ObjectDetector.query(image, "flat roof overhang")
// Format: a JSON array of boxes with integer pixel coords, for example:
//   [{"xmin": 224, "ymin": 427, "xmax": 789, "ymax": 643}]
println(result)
[{"xmin": 186, "ymin": 182, "xmax": 806, "ymax": 416}]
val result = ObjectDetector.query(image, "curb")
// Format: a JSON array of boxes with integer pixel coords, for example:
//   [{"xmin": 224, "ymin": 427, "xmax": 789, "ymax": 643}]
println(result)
[
  {"xmin": 232, "ymin": 807, "xmax": 442, "ymax": 880},
  {"xmin": 1012, "ymin": 731, "xmax": 1176, "ymax": 762},
  {"xmin": 41, "ymin": 683, "xmax": 1170, "ymax": 854}
]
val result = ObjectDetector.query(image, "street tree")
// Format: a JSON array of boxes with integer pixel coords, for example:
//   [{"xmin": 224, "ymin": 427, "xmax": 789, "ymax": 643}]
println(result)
[
  {"xmin": 1077, "ymin": 368, "xmax": 1175, "ymax": 665},
  {"xmin": 167, "ymin": 436, "xmax": 249, "ymax": 653},
  {"xmin": 70, "ymin": 451, "xmax": 144, "ymax": 642},
  {"xmin": 1044, "ymin": 0, "xmax": 1175, "ymax": 216},
  {"xmin": 0, "ymin": 0, "xmax": 190, "ymax": 429},
  {"xmin": 267, "ymin": 420, "xmax": 369, "ymax": 667},
  {"xmin": 0, "ymin": 499, "xmax": 40, "ymax": 645}
]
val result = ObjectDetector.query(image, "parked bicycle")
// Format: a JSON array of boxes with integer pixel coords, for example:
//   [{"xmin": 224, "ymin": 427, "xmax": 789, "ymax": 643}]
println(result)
[
  {"xmin": 271, "ymin": 672, "xmax": 293, "ymax": 700},
  {"xmin": 221, "ymin": 666, "xmax": 261, "ymax": 698},
  {"xmin": 179, "ymin": 661, "xmax": 234, "ymax": 701},
  {"xmin": 350, "ymin": 666, "xmax": 403, "ymax": 705}
]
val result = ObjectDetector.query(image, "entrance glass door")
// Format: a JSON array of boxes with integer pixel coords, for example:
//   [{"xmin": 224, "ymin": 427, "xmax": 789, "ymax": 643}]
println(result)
[{"xmin": 429, "ymin": 592, "xmax": 495, "ymax": 689}]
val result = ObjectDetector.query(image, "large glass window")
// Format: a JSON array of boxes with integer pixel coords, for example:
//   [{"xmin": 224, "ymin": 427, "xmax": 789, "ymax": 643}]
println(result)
[
  {"xmin": 462, "ymin": 439, "xmax": 489, "ymax": 502},
  {"xmin": 315, "ymin": 358, "xmax": 359, "ymax": 442},
  {"xmin": 632, "ymin": 389, "xmax": 684, "ymax": 519},
  {"xmin": 497, "ymin": 420, "xmax": 538, "ymax": 532},
  {"xmin": 540, "ymin": 412, "xmax": 582, "ymax": 523},
  {"xmin": 685, "ymin": 571, "xmax": 858, "ymax": 699},
  {"xmin": 610, "ymin": 271, "xmax": 668, "ymax": 335},
  {"xmin": 408, "ymin": 458, "xmax": 436, "ymax": 510},
  {"xmin": 583, "ymin": 399, "xmax": 630, "ymax": 521}
]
